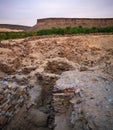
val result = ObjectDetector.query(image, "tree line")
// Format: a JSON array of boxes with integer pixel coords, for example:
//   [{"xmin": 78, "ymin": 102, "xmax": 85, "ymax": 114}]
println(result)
[{"xmin": 0, "ymin": 26, "xmax": 113, "ymax": 40}]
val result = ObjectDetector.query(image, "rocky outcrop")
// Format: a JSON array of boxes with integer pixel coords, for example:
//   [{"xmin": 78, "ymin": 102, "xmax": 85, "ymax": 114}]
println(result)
[{"xmin": 28, "ymin": 18, "xmax": 113, "ymax": 31}]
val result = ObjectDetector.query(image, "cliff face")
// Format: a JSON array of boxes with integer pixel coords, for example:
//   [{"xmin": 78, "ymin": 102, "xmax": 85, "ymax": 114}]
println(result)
[{"xmin": 29, "ymin": 18, "xmax": 113, "ymax": 31}]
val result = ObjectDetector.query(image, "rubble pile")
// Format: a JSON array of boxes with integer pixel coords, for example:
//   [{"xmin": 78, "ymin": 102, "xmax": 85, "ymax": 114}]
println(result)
[
  {"xmin": 0, "ymin": 35, "xmax": 113, "ymax": 75},
  {"xmin": 0, "ymin": 78, "xmax": 31, "ymax": 129},
  {"xmin": 0, "ymin": 34, "xmax": 113, "ymax": 130},
  {"xmin": 54, "ymin": 71, "xmax": 113, "ymax": 130}
]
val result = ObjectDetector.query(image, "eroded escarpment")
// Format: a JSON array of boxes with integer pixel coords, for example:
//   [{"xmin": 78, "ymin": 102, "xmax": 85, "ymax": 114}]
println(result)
[
  {"xmin": 0, "ymin": 34, "xmax": 113, "ymax": 130},
  {"xmin": 28, "ymin": 18, "xmax": 113, "ymax": 31}
]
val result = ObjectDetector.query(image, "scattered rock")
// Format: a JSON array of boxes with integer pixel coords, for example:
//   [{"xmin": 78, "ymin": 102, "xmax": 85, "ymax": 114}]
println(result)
[
  {"xmin": 54, "ymin": 71, "xmax": 113, "ymax": 130},
  {"xmin": 0, "ymin": 35, "xmax": 113, "ymax": 130},
  {"xmin": 44, "ymin": 57, "xmax": 78, "ymax": 75},
  {"xmin": 0, "ymin": 81, "xmax": 31, "ymax": 129},
  {"xmin": 0, "ymin": 63, "xmax": 15, "ymax": 74},
  {"xmin": 79, "ymin": 66, "xmax": 88, "ymax": 71}
]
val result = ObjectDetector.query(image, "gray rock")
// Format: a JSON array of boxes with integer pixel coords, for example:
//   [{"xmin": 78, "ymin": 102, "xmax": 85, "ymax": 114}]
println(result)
[{"xmin": 28, "ymin": 109, "xmax": 48, "ymax": 127}]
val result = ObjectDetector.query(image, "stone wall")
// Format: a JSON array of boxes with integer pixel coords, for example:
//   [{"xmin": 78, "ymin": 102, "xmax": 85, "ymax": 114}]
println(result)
[{"xmin": 29, "ymin": 18, "xmax": 113, "ymax": 31}]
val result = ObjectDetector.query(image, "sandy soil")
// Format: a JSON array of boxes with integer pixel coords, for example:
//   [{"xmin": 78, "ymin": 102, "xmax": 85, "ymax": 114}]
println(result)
[{"xmin": 0, "ymin": 28, "xmax": 23, "ymax": 32}]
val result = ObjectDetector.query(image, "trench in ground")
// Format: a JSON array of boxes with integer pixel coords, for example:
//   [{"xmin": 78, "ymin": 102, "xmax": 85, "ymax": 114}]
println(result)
[{"xmin": 36, "ymin": 60, "xmax": 75, "ymax": 130}]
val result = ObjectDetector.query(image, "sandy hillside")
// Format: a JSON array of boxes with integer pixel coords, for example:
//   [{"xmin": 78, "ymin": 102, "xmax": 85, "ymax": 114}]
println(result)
[{"xmin": 0, "ymin": 28, "xmax": 23, "ymax": 32}]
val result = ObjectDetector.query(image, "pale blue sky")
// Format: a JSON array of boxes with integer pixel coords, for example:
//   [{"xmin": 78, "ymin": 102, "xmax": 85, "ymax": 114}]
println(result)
[{"xmin": 0, "ymin": 0, "xmax": 113, "ymax": 26}]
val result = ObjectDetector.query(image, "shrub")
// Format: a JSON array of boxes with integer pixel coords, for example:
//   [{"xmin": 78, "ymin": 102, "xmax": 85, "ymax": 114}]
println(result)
[{"xmin": 0, "ymin": 26, "xmax": 113, "ymax": 40}]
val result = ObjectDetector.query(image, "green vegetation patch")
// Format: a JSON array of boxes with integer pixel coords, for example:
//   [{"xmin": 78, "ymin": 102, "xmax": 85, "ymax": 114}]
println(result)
[{"xmin": 0, "ymin": 26, "xmax": 113, "ymax": 40}]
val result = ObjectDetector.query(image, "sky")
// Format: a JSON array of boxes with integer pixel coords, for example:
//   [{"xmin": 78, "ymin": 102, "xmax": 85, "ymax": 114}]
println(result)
[{"xmin": 0, "ymin": 0, "xmax": 113, "ymax": 26}]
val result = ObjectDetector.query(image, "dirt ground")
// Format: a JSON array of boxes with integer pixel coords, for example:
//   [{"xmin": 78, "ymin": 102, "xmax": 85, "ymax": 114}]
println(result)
[
  {"xmin": 0, "ymin": 34, "xmax": 113, "ymax": 130},
  {"xmin": 0, "ymin": 34, "xmax": 113, "ymax": 74}
]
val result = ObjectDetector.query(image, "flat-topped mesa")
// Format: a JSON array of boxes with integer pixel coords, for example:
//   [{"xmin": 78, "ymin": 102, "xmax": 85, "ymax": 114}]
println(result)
[{"xmin": 29, "ymin": 18, "xmax": 113, "ymax": 31}]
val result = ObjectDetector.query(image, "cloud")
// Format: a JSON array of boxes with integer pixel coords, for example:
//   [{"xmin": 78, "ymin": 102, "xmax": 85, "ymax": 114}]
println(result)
[{"xmin": 0, "ymin": 0, "xmax": 113, "ymax": 25}]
